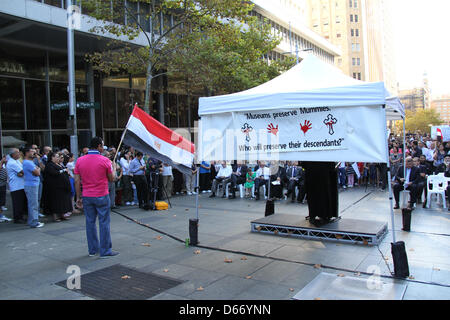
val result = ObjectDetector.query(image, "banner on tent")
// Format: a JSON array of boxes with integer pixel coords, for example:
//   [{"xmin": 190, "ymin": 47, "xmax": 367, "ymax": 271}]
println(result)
[
  {"xmin": 198, "ymin": 105, "xmax": 389, "ymax": 163},
  {"xmin": 234, "ymin": 107, "xmax": 347, "ymax": 156}
]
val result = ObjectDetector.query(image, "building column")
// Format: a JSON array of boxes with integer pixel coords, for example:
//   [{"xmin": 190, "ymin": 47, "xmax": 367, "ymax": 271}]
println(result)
[{"xmin": 86, "ymin": 64, "xmax": 96, "ymax": 138}]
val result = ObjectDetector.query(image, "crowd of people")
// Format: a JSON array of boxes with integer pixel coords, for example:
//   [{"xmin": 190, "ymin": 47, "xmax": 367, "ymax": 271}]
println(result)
[
  {"xmin": 1, "ymin": 131, "xmax": 450, "ymax": 227},
  {"xmin": 388, "ymin": 132, "xmax": 450, "ymax": 211}
]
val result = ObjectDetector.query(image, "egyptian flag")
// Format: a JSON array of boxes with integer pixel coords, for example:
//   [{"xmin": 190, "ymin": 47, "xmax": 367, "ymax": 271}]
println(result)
[{"xmin": 122, "ymin": 104, "xmax": 195, "ymax": 175}]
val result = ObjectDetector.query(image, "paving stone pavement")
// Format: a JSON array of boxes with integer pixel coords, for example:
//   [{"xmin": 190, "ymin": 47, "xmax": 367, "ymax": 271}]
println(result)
[{"xmin": 0, "ymin": 187, "xmax": 449, "ymax": 300}]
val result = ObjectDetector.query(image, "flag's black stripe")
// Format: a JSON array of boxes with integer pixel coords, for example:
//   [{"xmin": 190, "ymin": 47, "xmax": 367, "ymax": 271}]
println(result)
[{"xmin": 123, "ymin": 130, "xmax": 192, "ymax": 175}]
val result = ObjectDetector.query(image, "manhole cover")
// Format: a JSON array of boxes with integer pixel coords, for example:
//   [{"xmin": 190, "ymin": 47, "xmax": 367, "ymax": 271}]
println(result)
[{"xmin": 56, "ymin": 264, "xmax": 184, "ymax": 300}]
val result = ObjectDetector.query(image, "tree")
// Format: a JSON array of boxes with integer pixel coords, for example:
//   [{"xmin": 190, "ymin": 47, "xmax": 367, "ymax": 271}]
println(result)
[
  {"xmin": 402, "ymin": 109, "xmax": 443, "ymax": 134},
  {"xmin": 82, "ymin": 0, "xmax": 292, "ymax": 115}
]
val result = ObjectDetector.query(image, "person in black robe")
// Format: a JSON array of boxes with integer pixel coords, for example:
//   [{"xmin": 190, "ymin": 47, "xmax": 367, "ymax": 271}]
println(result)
[
  {"xmin": 269, "ymin": 162, "xmax": 286, "ymax": 199},
  {"xmin": 42, "ymin": 152, "xmax": 73, "ymax": 222},
  {"xmin": 172, "ymin": 168, "xmax": 183, "ymax": 196},
  {"xmin": 302, "ymin": 161, "xmax": 339, "ymax": 226}
]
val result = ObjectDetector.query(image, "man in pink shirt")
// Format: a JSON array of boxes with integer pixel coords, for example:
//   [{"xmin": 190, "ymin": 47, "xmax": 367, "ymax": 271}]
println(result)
[{"xmin": 74, "ymin": 137, "xmax": 119, "ymax": 258}]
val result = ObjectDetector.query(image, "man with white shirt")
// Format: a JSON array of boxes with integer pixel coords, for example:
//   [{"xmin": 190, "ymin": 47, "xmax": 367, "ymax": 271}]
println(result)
[
  {"xmin": 209, "ymin": 161, "xmax": 232, "ymax": 198},
  {"xmin": 129, "ymin": 152, "xmax": 148, "ymax": 208},
  {"xmin": 161, "ymin": 163, "xmax": 173, "ymax": 199},
  {"xmin": 254, "ymin": 161, "xmax": 270, "ymax": 200},
  {"xmin": 419, "ymin": 141, "xmax": 433, "ymax": 162}
]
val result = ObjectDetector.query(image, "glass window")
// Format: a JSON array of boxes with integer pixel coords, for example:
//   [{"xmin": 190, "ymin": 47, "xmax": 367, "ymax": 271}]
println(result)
[
  {"xmin": 351, "ymin": 29, "xmax": 354, "ymax": 36},
  {"xmin": 165, "ymin": 93, "xmax": 176, "ymax": 127},
  {"xmin": 50, "ymin": 82, "xmax": 68, "ymax": 130},
  {"xmin": 26, "ymin": 80, "xmax": 48, "ymax": 129},
  {"xmin": 355, "ymin": 29, "xmax": 359, "ymax": 37},
  {"xmin": 44, "ymin": 0, "xmax": 63, "ymax": 8},
  {"xmin": 350, "ymin": 14, "xmax": 353, "ymax": 22},
  {"xmin": 49, "ymin": 54, "xmax": 86, "ymax": 84},
  {"xmin": 355, "ymin": 15, "xmax": 358, "ymax": 22},
  {"xmin": 139, "ymin": 1, "xmax": 151, "ymax": 32},
  {"xmin": 177, "ymin": 95, "xmax": 188, "ymax": 128},
  {"xmin": 126, "ymin": 0, "xmax": 138, "ymax": 25},
  {"xmin": 0, "ymin": 44, "xmax": 45, "ymax": 80},
  {"xmin": 50, "ymin": 82, "xmax": 89, "ymax": 130},
  {"xmin": 116, "ymin": 88, "xmax": 132, "ymax": 128},
  {"xmin": 190, "ymin": 96, "xmax": 198, "ymax": 128},
  {"xmin": 76, "ymin": 84, "xmax": 89, "ymax": 130},
  {"xmin": 102, "ymin": 87, "xmax": 117, "ymax": 128},
  {"xmin": 0, "ymin": 77, "xmax": 25, "ymax": 130}
]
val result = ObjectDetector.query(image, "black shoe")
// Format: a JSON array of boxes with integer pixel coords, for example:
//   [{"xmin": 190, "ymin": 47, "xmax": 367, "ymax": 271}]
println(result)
[
  {"xmin": 209, "ymin": 193, "xmax": 216, "ymax": 198},
  {"xmin": 423, "ymin": 202, "xmax": 427, "ymax": 208},
  {"xmin": 255, "ymin": 195, "xmax": 260, "ymax": 201},
  {"xmin": 14, "ymin": 219, "xmax": 25, "ymax": 224},
  {"xmin": 221, "ymin": 194, "xmax": 226, "ymax": 198},
  {"xmin": 229, "ymin": 194, "xmax": 236, "ymax": 199},
  {"xmin": 393, "ymin": 204, "xmax": 400, "ymax": 209}
]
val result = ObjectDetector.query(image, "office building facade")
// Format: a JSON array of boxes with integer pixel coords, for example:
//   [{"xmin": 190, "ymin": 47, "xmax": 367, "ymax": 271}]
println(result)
[{"xmin": 0, "ymin": 0, "xmax": 340, "ymax": 150}]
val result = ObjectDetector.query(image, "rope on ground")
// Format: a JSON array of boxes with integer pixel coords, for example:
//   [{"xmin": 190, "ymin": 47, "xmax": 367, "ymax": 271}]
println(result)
[{"xmin": 111, "ymin": 207, "xmax": 450, "ymax": 289}]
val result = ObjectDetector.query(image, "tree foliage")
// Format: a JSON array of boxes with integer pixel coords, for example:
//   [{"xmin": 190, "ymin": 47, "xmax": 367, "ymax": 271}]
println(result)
[
  {"xmin": 401, "ymin": 109, "xmax": 443, "ymax": 134},
  {"xmin": 82, "ymin": 0, "xmax": 294, "ymax": 111}
]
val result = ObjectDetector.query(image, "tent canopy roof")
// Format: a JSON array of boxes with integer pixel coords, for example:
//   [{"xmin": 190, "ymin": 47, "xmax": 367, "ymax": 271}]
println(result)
[{"xmin": 199, "ymin": 54, "xmax": 404, "ymax": 120}]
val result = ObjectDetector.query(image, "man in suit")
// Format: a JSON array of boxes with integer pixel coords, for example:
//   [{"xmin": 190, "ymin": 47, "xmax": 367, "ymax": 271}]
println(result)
[
  {"xmin": 228, "ymin": 161, "xmax": 248, "ymax": 199},
  {"xmin": 285, "ymin": 162, "xmax": 301, "ymax": 202},
  {"xmin": 393, "ymin": 156, "xmax": 421, "ymax": 209}
]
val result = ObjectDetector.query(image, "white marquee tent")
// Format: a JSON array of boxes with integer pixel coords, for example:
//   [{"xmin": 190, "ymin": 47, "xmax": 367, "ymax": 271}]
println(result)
[
  {"xmin": 198, "ymin": 54, "xmax": 404, "ymax": 164},
  {"xmin": 197, "ymin": 54, "xmax": 406, "ymax": 245}
]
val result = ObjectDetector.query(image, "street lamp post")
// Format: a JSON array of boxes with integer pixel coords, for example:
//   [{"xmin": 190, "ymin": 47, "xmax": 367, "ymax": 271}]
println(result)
[{"xmin": 67, "ymin": 1, "xmax": 79, "ymax": 158}]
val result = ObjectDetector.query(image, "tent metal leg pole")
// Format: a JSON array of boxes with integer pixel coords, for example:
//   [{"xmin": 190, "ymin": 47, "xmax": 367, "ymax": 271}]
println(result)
[
  {"xmin": 189, "ymin": 168, "xmax": 200, "ymax": 246},
  {"xmin": 387, "ymin": 165, "xmax": 396, "ymax": 243},
  {"xmin": 195, "ymin": 168, "xmax": 199, "ymax": 221},
  {"xmin": 403, "ymin": 118, "xmax": 406, "ymax": 190}
]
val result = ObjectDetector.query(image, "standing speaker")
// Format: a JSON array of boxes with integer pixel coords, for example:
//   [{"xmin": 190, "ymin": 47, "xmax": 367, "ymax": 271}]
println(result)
[{"xmin": 391, "ymin": 241, "xmax": 410, "ymax": 278}]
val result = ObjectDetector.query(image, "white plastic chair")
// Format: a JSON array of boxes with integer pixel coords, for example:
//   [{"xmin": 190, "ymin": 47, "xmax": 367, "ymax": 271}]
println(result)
[{"xmin": 427, "ymin": 175, "xmax": 447, "ymax": 209}]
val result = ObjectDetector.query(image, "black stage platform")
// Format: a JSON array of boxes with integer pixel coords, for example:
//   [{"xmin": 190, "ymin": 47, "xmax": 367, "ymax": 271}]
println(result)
[{"xmin": 251, "ymin": 214, "xmax": 388, "ymax": 245}]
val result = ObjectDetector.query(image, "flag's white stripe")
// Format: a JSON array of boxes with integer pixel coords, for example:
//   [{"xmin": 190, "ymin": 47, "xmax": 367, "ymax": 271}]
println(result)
[{"xmin": 127, "ymin": 116, "xmax": 194, "ymax": 166}]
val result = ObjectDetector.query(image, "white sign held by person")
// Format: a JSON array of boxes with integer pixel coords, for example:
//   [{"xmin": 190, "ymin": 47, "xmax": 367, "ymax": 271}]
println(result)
[{"xmin": 235, "ymin": 107, "xmax": 347, "ymax": 156}]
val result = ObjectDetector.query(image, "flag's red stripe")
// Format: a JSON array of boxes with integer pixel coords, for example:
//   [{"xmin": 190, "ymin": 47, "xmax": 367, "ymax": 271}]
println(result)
[{"xmin": 130, "ymin": 106, "xmax": 195, "ymax": 154}]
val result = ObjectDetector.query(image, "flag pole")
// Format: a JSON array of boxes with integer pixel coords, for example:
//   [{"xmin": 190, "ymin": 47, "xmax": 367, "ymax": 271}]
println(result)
[
  {"xmin": 113, "ymin": 103, "xmax": 137, "ymax": 163},
  {"xmin": 113, "ymin": 127, "xmax": 128, "ymax": 164}
]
